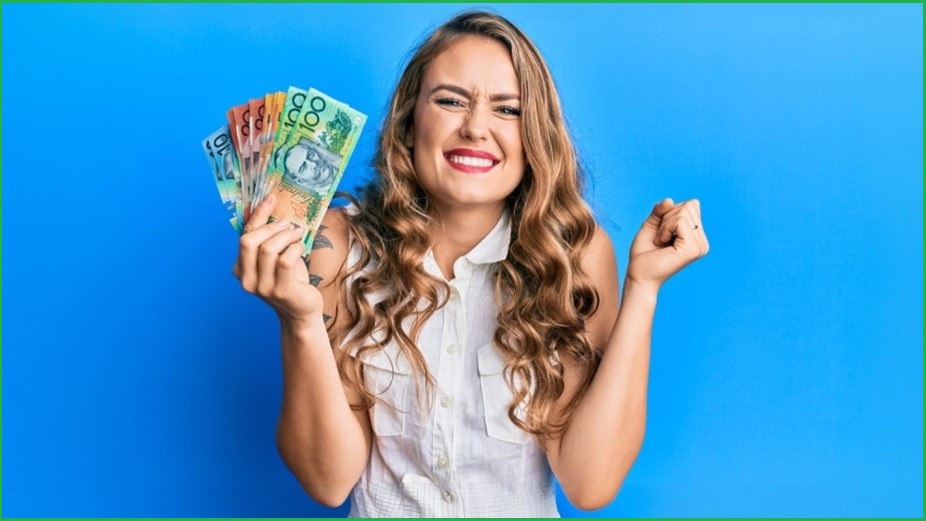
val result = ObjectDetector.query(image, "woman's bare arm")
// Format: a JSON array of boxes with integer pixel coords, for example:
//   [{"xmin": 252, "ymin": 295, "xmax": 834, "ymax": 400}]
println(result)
[
  {"xmin": 546, "ymin": 199, "xmax": 709, "ymax": 510},
  {"xmin": 235, "ymin": 199, "xmax": 372, "ymax": 506}
]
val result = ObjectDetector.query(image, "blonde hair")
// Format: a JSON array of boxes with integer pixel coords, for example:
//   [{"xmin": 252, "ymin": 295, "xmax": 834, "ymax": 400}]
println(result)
[{"xmin": 337, "ymin": 10, "xmax": 600, "ymax": 441}]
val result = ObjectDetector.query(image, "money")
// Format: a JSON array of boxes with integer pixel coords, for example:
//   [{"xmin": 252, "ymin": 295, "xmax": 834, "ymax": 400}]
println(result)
[
  {"xmin": 202, "ymin": 126, "xmax": 243, "ymax": 232},
  {"xmin": 276, "ymin": 86, "xmax": 309, "ymax": 144},
  {"xmin": 227, "ymin": 103, "xmax": 255, "ymax": 220},
  {"xmin": 202, "ymin": 87, "xmax": 366, "ymax": 254},
  {"xmin": 247, "ymin": 97, "xmax": 265, "ymax": 208},
  {"xmin": 251, "ymin": 90, "xmax": 286, "ymax": 209},
  {"xmin": 265, "ymin": 88, "xmax": 367, "ymax": 251},
  {"xmin": 254, "ymin": 91, "xmax": 286, "ymax": 207}
]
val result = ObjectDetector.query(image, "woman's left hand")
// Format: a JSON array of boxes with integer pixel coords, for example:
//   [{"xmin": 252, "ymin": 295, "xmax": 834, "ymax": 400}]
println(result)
[{"xmin": 625, "ymin": 198, "xmax": 709, "ymax": 292}]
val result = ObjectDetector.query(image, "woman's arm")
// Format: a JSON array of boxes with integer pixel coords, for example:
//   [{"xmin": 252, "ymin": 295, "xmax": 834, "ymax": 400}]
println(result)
[
  {"xmin": 546, "ymin": 198, "xmax": 709, "ymax": 510},
  {"xmin": 234, "ymin": 197, "xmax": 372, "ymax": 507}
]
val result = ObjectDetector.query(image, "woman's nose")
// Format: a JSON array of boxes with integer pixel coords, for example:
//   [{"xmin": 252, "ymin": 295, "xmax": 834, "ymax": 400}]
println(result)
[{"xmin": 460, "ymin": 106, "xmax": 490, "ymax": 142}]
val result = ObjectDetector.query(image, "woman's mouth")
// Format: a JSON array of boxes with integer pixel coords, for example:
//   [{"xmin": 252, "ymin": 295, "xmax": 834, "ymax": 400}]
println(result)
[{"xmin": 444, "ymin": 149, "xmax": 500, "ymax": 173}]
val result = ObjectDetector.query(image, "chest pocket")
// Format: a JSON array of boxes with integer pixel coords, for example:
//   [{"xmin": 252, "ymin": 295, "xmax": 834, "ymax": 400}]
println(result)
[
  {"xmin": 477, "ymin": 343, "xmax": 532, "ymax": 445},
  {"xmin": 360, "ymin": 347, "xmax": 412, "ymax": 437}
]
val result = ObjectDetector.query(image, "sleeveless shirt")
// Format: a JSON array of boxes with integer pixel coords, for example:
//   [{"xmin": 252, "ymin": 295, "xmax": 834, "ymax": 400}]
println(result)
[{"xmin": 342, "ymin": 208, "xmax": 560, "ymax": 517}]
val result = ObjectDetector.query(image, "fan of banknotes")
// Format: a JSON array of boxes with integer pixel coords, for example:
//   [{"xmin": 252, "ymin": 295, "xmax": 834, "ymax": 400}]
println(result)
[{"xmin": 202, "ymin": 87, "xmax": 367, "ymax": 253}]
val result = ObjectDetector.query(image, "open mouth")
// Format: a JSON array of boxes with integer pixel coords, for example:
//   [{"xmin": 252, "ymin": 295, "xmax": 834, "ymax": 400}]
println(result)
[
  {"xmin": 444, "ymin": 149, "xmax": 500, "ymax": 173},
  {"xmin": 446, "ymin": 154, "xmax": 497, "ymax": 168}
]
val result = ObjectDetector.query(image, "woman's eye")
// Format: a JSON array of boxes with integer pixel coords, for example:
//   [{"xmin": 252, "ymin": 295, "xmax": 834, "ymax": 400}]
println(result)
[
  {"xmin": 436, "ymin": 97, "xmax": 465, "ymax": 108},
  {"xmin": 497, "ymin": 106, "xmax": 521, "ymax": 117}
]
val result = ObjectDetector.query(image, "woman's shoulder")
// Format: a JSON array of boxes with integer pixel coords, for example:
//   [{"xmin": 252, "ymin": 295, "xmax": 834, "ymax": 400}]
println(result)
[
  {"xmin": 305, "ymin": 206, "xmax": 353, "ymax": 289},
  {"xmin": 320, "ymin": 204, "xmax": 352, "ymax": 238},
  {"xmin": 581, "ymin": 221, "xmax": 619, "ymax": 349},
  {"xmin": 576, "ymin": 220, "xmax": 616, "ymax": 269}
]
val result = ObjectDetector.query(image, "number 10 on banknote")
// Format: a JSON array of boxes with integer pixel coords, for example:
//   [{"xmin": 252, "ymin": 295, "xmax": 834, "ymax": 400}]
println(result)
[{"xmin": 201, "ymin": 87, "xmax": 367, "ymax": 254}]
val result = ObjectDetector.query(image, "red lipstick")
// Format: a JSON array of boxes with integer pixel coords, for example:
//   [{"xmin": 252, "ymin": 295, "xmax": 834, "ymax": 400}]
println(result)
[{"xmin": 444, "ymin": 148, "xmax": 500, "ymax": 174}]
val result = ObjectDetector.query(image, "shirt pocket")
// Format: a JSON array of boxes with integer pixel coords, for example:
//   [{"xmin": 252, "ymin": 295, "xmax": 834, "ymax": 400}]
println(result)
[
  {"xmin": 360, "ymin": 347, "xmax": 412, "ymax": 437},
  {"xmin": 477, "ymin": 343, "xmax": 532, "ymax": 445}
]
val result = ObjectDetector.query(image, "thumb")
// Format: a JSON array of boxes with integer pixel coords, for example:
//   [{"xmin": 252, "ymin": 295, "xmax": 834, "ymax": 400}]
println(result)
[
  {"xmin": 643, "ymin": 198, "xmax": 675, "ymax": 228},
  {"xmin": 632, "ymin": 198, "xmax": 675, "ymax": 249}
]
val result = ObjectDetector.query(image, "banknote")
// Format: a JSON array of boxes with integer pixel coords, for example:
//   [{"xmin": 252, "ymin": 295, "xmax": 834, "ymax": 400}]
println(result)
[
  {"xmin": 228, "ymin": 103, "xmax": 256, "ymax": 218},
  {"xmin": 203, "ymin": 87, "xmax": 365, "ymax": 249},
  {"xmin": 276, "ymin": 86, "xmax": 309, "ymax": 144},
  {"xmin": 202, "ymin": 125, "xmax": 243, "ymax": 232},
  {"xmin": 265, "ymin": 88, "xmax": 366, "ymax": 252},
  {"xmin": 248, "ymin": 96, "xmax": 265, "ymax": 201},
  {"xmin": 253, "ymin": 91, "xmax": 286, "ymax": 209},
  {"xmin": 254, "ymin": 87, "xmax": 309, "ymax": 211}
]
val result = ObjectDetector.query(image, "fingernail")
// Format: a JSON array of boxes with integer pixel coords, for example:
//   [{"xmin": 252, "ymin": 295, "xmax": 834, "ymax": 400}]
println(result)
[
  {"xmin": 276, "ymin": 219, "xmax": 289, "ymax": 228},
  {"xmin": 265, "ymin": 194, "xmax": 275, "ymax": 205}
]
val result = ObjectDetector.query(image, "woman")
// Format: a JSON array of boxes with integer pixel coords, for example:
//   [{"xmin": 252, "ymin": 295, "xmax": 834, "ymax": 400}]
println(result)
[{"xmin": 234, "ymin": 10, "xmax": 708, "ymax": 517}]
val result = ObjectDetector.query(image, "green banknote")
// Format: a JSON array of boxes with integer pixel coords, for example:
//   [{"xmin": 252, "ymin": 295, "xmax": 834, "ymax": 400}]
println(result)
[
  {"xmin": 256, "ymin": 86, "xmax": 309, "ymax": 208},
  {"xmin": 265, "ymin": 87, "xmax": 367, "ymax": 253},
  {"xmin": 275, "ymin": 86, "xmax": 309, "ymax": 148},
  {"xmin": 202, "ymin": 86, "xmax": 365, "ymax": 244}
]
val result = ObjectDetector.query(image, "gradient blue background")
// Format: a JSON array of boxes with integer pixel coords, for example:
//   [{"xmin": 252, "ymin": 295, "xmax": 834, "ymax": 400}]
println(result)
[{"xmin": 2, "ymin": 3, "xmax": 922, "ymax": 517}]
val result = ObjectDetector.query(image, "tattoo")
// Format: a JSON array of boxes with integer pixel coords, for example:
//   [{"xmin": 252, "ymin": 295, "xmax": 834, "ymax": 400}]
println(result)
[
  {"xmin": 304, "ymin": 257, "xmax": 330, "ymax": 321},
  {"xmin": 312, "ymin": 225, "xmax": 334, "ymax": 250},
  {"xmin": 305, "ymin": 257, "xmax": 324, "ymax": 287}
]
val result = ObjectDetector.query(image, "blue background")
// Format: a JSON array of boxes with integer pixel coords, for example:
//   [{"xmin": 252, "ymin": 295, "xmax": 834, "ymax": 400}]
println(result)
[{"xmin": 2, "ymin": 3, "xmax": 922, "ymax": 517}]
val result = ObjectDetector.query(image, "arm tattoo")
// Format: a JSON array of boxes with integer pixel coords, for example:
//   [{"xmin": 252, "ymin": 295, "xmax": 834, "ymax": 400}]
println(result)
[
  {"xmin": 304, "ymin": 234, "xmax": 332, "ymax": 324},
  {"xmin": 312, "ymin": 225, "xmax": 334, "ymax": 250},
  {"xmin": 304, "ymin": 259, "xmax": 324, "ymax": 286}
]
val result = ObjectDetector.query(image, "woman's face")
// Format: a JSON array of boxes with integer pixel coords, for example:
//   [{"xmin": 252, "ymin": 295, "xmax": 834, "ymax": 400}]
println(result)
[{"xmin": 412, "ymin": 35, "xmax": 525, "ymax": 216}]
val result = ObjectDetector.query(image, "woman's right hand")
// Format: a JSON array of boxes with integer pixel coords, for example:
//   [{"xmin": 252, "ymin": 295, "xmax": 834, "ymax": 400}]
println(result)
[{"xmin": 233, "ymin": 194, "xmax": 324, "ymax": 327}]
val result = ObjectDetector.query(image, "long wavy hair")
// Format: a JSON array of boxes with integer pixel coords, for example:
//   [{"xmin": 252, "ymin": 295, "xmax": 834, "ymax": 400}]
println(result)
[{"xmin": 335, "ymin": 10, "xmax": 601, "ymax": 442}]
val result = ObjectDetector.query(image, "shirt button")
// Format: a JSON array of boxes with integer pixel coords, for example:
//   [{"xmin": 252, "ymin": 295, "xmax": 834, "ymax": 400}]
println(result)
[
  {"xmin": 443, "ymin": 491, "xmax": 455, "ymax": 502},
  {"xmin": 448, "ymin": 288, "xmax": 459, "ymax": 301},
  {"xmin": 437, "ymin": 456, "xmax": 449, "ymax": 468},
  {"xmin": 446, "ymin": 344, "xmax": 458, "ymax": 355},
  {"xmin": 440, "ymin": 396, "xmax": 453, "ymax": 408}
]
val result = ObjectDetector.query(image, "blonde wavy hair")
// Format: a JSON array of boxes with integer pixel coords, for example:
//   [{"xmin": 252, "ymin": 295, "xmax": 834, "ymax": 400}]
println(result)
[{"xmin": 335, "ymin": 10, "xmax": 601, "ymax": 442}]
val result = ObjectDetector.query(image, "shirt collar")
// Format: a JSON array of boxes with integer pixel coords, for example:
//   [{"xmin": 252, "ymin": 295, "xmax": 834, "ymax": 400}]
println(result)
[{"xmin": 461, "ymin": 207, "xmax": 512, "ymax": 265}]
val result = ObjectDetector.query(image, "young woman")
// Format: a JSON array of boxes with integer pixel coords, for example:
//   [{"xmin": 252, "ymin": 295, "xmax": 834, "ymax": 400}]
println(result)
[{"xmin": 234, "ymin": 10, "xmax": 708, "ymax": 517}]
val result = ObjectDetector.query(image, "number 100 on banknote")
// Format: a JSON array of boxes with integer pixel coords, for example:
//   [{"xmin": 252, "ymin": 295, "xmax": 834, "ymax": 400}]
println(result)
[{"xmin": 201, "ymin": 87, "xmax": 366, "ymax": 254}]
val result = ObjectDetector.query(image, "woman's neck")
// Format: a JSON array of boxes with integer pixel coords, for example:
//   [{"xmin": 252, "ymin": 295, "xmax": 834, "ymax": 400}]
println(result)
[{"xmin": 430, "ymin": 203, "xmax": 505, "ymax": 281}]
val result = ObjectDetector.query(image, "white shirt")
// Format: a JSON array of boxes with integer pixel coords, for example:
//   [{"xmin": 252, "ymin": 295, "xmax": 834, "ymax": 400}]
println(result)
[{"xmin": 343, "ymin": 208, "xmax": 559, "ymax": 517}]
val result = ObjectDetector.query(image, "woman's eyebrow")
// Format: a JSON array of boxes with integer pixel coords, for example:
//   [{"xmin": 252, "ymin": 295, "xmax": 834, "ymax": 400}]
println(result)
[{"xmin": 429, "ymin": 83, "xmax": 520, "ymax": 102}]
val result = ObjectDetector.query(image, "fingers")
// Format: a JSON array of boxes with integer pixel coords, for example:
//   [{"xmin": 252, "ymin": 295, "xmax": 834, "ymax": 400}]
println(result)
[
  {"xmin": 256, "ymin": 225, "xmax": 305, "ymax": 295},
  {"xmin": 237, "ymin": 218, "xmax": 289, "ymax": 288},
  {"xmin": 236, "ymin": 218, "xmax": 300, "ymax": 293},
  {"xmin": 275, "ymin": 240, "xmax": 308, "ymax": 293},
  {"xmin": 643, "ymin": 198, "xmax": 675, "ymax": 228},
  {"xmin": 653, "ymin": 199, "xmax": 708, "ymax": 256},
  {"xmin": 654, "ymin": 200, "xmax": 694, "ymax": 244},
  {"xmin": 684, "ymin": 199, "xmax": 709, "ymax": 256},
  {"xmin": 242, "ymin": 194, "xmax": 277, "ymax": 234}
]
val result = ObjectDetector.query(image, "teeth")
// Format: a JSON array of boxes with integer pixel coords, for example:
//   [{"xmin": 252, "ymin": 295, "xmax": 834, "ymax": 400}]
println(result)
[{"xmin": 448, "ymin": 155, "xmax": 494, "ymax": 168}]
